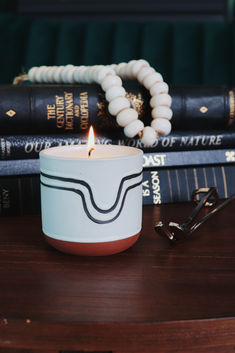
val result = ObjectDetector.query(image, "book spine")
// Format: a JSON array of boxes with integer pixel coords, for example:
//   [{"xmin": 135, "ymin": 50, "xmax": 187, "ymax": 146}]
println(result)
[
  {"xmin": 0, "ymin": 174, "xmax": 41, "ymax": 216},
  {"xmin": 0, "ymin": 84, "xmax": 234, "ymax": 134},
  {"xmin": 1, "ymin": 164, "xmax": 235, "ymax": 215},
  {"xmin": 2, "ymin": 148, "xmax": 235, "ymax": 175},
  {"xmin": 0, "ymin": 159, "xmax": 40, "ymax": 175},
  {"xmin": 143, "ymin": 164, "xmax": 235, "ymax": 204},
  {"xmin": 1, "ymin": 130, "xmax": 235, "ymax": 160},
  {"xmin": 143, "ymin": 149, "xmax": 235, "ymax": 168}
]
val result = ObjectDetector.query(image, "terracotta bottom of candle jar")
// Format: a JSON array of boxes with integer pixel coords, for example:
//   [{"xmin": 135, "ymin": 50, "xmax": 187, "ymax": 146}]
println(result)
[{"xmin": 44, "ymin": 232, "xmax": 141, "ymax": 256}]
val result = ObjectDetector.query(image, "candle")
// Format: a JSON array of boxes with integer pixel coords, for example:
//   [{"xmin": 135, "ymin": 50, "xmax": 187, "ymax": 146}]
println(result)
[{"xmin": 40, "ymin": 128, "xmax": 143, "ymax": 256}]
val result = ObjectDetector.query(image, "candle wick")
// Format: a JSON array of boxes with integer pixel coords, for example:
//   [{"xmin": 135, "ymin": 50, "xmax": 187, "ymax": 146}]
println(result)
[{"xmin": 88, "ymin": 147, "xmax": 94, "ymax": 157}]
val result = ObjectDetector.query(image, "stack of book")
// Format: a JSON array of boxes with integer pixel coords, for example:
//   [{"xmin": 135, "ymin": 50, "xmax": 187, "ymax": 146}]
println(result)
[{"xmin": 1, "ymin": 83, "xmax": 235, "ymax": 215}]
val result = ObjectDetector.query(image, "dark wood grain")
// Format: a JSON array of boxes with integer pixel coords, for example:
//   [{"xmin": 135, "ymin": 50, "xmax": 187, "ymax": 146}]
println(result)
[{"xmin": 1, "ymin": 202, "xmax": 235, "ymax": 352}]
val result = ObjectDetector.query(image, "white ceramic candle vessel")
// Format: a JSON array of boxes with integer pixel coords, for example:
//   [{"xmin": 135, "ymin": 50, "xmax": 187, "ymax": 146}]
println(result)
[{"xmin": 40, "ymin": 145, "xmax": 143, "ymax": 256}]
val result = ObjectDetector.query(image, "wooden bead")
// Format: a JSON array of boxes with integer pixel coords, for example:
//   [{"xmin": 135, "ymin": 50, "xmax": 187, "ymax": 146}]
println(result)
[
  {"xmin": 28, "ymin": 67, "xmax": 38, "ymax": 82},
  {"xmin": 34, "ymin": 66, "xmax": 47, "ymax": 82},
  {"xmin": 115, "ymin": 63, "xmax": 126, "ymax": 76},
  {"xmin": 108, "ymin": 97, "xmax": 130, "ymax": 116},
  {"xmin": 150, "ymin": 93, "xmax": 172, "ymax": 108},
  {"xmin": 86, "ymin": 67, "xmax": 96, "ymax": 83},
  {"xmin": 56, "ymin": 66, "xmax": 70, "ymax": 83},
  {"xmin": 150, "ymin": 82, "xmax": 169, "ymax": 96},
  {"xmin": 33, "ymin": 67, "xmax": 45, "ymax": 82},
  {"xmin": 42, "ymin": 67, "xmax": 52, "ymax": 82},
  {"xmin": 105, "ymin": 86, "xmax": 126, "ymax": 102},
  {"xmin": 66, "ymin": 68, "xmax": 77, "ymax": 83},
  {"xmin": 73, "ymin": 66, "xmax": 86, "ymax": 82},
  {"xmin": 110, "ymin": 64, "xmax": 117, "ymax": 70},
  {"xmin": 152, "ymin": 106, "xmax": 173, "ymax": 120},
  {"xmin": 53, "ymin": 67, "xmax": 64, "ymax": 83},
  {"xmin": 140, "ymin": 126, "xmax": 157, "ymax": 146},
  {"xmin": 124, "ymin": 119, "xmax": 144, "ymax": 138},
  {"xmin": 45, "ymin": 66, "xmax": 58, "ymax": 83},
  {"xmin": 90, "ymin": 65, "xmax": 99, "ymax": 72},
  {"xmin": 94, "ymin": 66, "xmax": 106, "ymax": 82},
  {"xmin": 83, "ymin": 67, "xmax": 96, "ymax": 84},
  {"xmin": 118, "ymin": 64, "xmax": 129, "ymax": 80},
  {"xmin": 61, "ymin": 65, "xmax": 74, "ymax": 83},
  {"xmin": 88, "ymin": 65, "xmax": 99, "ymax": 82},
  {"xmin": 143, "ymin": 72, "xmax": 163, "ymax": 90},
  {"xmin": 151, "ymin": 118, "xmax": 172, "ymax": 135},
  {"xmin": 91, "ymin": 65, "xmax": 103, "ymax": 81},
  {"xmin": 131, "ymin": 59, "xmax": 149, "ymax": 76},
  {"xmin": 101, "ymin": 75, "xmax": 122, "ymax": 91},
  {"xmin": 116, "ymin": 108, "xmax": 138, "ymax": 127},
  {"xmin": 137, "ymin": 67, "xmax": 155, "ymax": 83},
  {"xmin": 61, "ymin": 67, "xmax": 70, "ymax": 83},
  {"xmin": 125, "ymin": 60, "xmax": 137, "ymax": 80},
  {"xmin": 33, "ymin": 66, "xmax": 43, "ymax": 82},
  {"xmin": 95, "ymin": 66, "xmax": 115, "ymax": 83},
  {"xmin": 78, "ymin": 67, "xmax": 92, "ymax": 83}
]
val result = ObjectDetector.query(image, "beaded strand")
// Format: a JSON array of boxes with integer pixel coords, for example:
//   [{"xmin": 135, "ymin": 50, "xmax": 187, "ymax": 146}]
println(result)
[{"xmin": 27, "ymin": 60, "xmax": 172, "ymax": 147}]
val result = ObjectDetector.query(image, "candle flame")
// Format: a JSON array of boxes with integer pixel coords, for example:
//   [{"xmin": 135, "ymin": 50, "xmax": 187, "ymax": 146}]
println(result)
[{"xmin": 88, "ymin": 126, "xmax": 95, "ymax": 157}]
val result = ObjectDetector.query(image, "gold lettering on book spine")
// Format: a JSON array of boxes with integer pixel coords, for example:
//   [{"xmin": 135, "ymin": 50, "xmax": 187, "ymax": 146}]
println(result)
[
  {"xmin": 96, "ymin": 91, "xmax": 145, "ymax": 129},
  {"xmin": 228, "ymin": 90, "xmax": 235, "ymax": 126},
  {"xmin": 47, "ymin": 92, "xmax": 75, "ymax": 130},
  {"xmin": 199, "ymin": 106, "xmax": 208, "ymax": 114},
  {"xmin": 125, "ymin": 92, "xmax": 144, "ymax": 117},
  {"xmin": 6, "ymin": 109, "xmax": 16, "ymax": 117},
  {"xmin": 64, "ymin": 92, "xmax": 74, "ymax": 130},
  {"xmin": 47, "ymin": 104, "xmax": 56, "ymax": 120},
  {"xmin": 225, "ymin": 150, "xmax": 235, "ymax": 162},
  {"xmin": 80, "ymin": 91, "xmax": 89, "ymax": 130},
  {"xmin": 55, "ymin": 95, "xmax": 65, "ymax": 128}
]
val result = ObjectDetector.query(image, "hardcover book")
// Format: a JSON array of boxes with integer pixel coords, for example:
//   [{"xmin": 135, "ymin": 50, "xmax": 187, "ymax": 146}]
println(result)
[
  {"xmin": 1, "ymin": 163, "xmax": 235, "ymax": 215},
  {"xmin": 1, "ymin": 148, "xmax": 235, "ymax": 175},
  {"xmin": 0, "ymin": 84, "xmax": 234, "ymax": 134},
  {"xmin": 0, "ymin": 130, "xmax": 233, "ymax": 160}
]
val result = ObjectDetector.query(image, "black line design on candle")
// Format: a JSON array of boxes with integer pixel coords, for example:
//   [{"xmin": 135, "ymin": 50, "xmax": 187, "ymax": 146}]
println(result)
[
  {"xmin": 40, "ymin": 171, "xmax": 142, "ymax": 213},
  {"xmin": 40, "ymin": 179, "xmax": 142, "ymax": 224}
]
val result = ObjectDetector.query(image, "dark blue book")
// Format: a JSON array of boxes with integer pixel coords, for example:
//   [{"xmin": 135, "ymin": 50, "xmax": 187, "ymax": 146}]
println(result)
[
  {"xmin": 1, "ymin": 164, "xmax": 235, "ymax": 215},
  {"xmin": 0, "ymin": 130, "xmax": 235, "ymax": 160},
  {"xmin": 142, "ymin": 165, "xmax": 235, "ymax": 204},
  {"xmin": 0, "ymin": 84, "xmax": 233, "ymax": 134},
  {"xmin": 0, "ymin": 174, "xmax": 41, "ymax": 216},
  {"xmin": 1, "ymin": 148, "xmax": 235, "ymax": 175}
]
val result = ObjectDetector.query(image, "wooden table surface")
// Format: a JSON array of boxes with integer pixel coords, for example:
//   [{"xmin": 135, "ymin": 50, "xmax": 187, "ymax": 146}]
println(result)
[{"xmin": 1, "ymin": 202, "xmax": 235, "ymax": 353}]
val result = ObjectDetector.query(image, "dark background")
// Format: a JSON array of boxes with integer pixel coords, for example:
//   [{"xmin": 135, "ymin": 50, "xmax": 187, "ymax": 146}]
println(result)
[
  {"xmin": 0, "ymin": 0, "xmax": 234, "ymax": 85},
  {"xmin": 1, "ymin": 0, "xmax": 234, "ymax": 21}
]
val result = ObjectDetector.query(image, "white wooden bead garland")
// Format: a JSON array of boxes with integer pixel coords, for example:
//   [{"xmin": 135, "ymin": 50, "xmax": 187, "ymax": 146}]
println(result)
[{"xmin": 25, "ymin": 60, "xmax": 172, "ymax": 147}]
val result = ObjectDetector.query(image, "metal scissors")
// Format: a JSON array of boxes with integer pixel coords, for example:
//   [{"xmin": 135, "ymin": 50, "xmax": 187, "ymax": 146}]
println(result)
[{"xmin": 155, "ymin": 187, "xmax": 235, "ymax": 243}]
